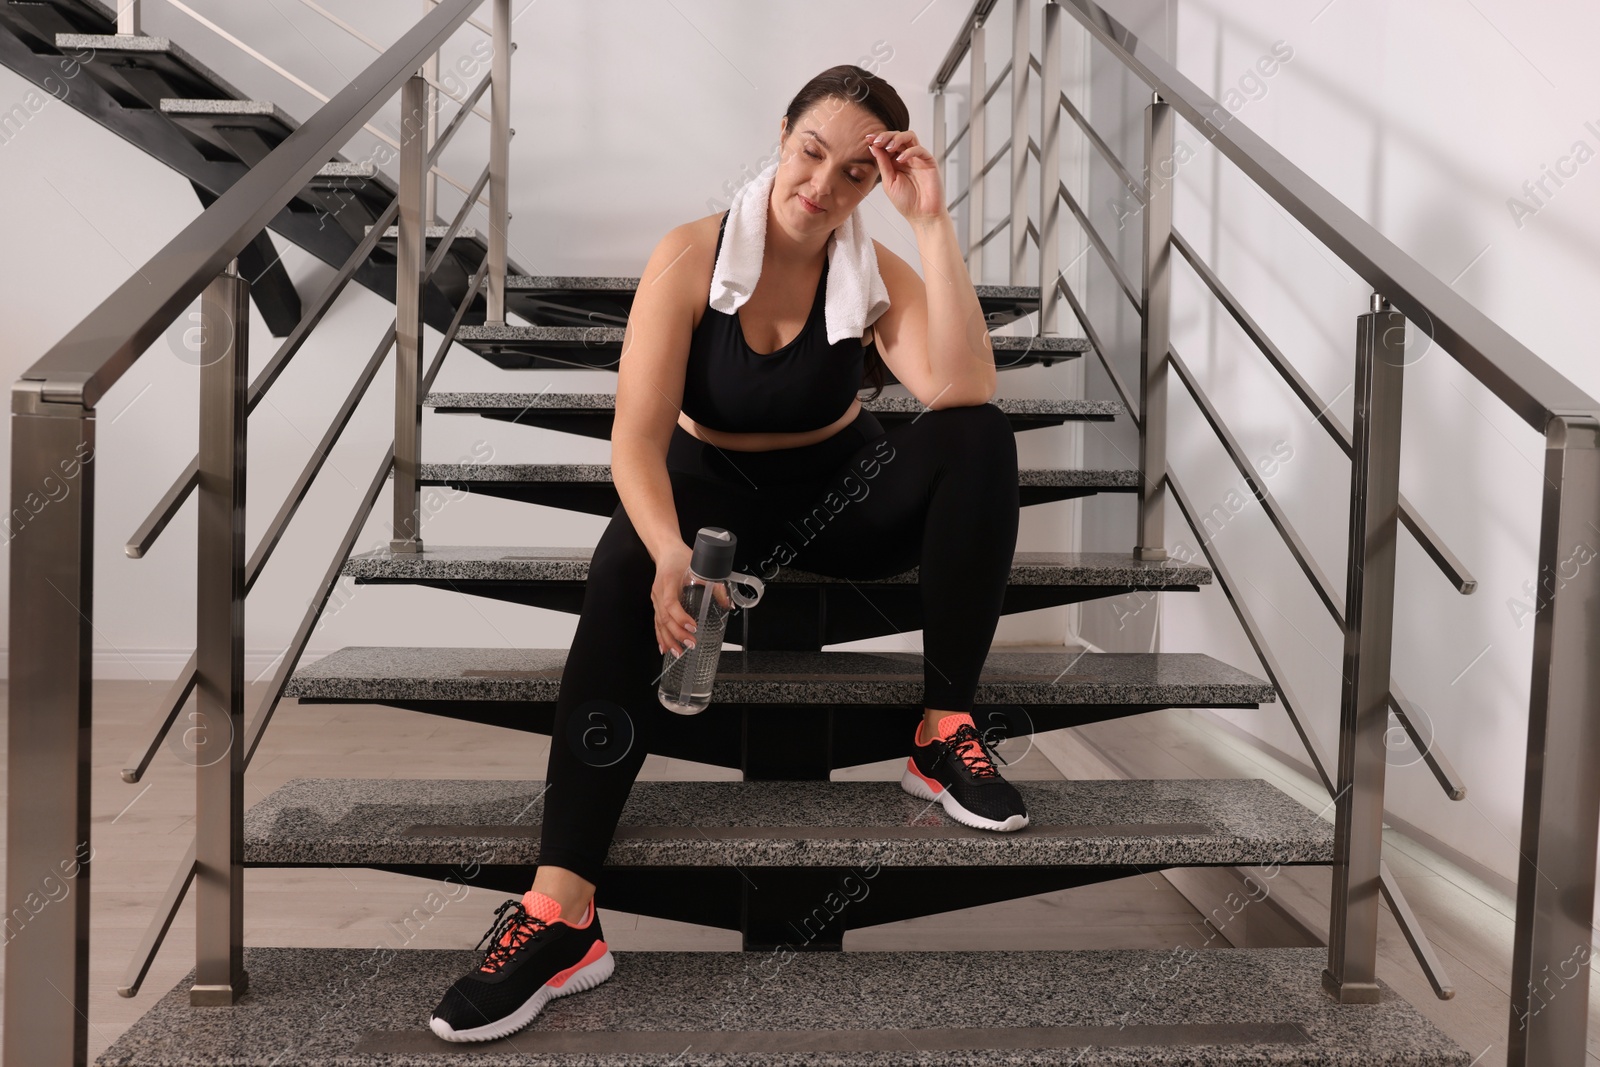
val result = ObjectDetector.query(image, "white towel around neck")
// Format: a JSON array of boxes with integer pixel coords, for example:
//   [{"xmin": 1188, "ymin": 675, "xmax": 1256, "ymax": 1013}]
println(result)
[{"xmin": 707, "ymin": 158, "xmax": 890, "ymax": 345}]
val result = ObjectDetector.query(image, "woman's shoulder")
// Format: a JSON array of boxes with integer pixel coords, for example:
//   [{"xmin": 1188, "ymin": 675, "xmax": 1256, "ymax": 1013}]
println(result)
[{"xmin": 638, "ymin": 212, "xmax": 726, "ymax": 329}]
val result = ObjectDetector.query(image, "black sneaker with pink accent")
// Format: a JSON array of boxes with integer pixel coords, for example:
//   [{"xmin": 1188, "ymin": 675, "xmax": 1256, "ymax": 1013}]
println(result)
[
  {"xmin": 901, "ymin": 713, "xmax": 1029, "ymax": 832},
  {"xmin": 429, "ymin": 888, "xmax": 614, "ymax": 1043}
]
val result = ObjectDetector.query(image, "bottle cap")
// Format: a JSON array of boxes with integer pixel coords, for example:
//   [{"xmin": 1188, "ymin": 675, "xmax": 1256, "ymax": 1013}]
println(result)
[{"xmin": 689, "ymin": 526, "xmax": 737, "ymax": 580}]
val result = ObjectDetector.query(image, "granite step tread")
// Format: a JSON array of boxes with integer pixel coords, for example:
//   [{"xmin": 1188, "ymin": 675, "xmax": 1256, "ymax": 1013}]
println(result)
[
  {"xmin": 424, "ymin": 391, "xmax": 1123, "ymax": 419},
  {"xmin": 504, "ymin": 275, "xmax": 1044, "ymax": 300},
  {"xmin": 93, "ymin": 945, "xmax": 1470, "ymax": 1066},
  {"xmin": 367, "ymin": 224, "xmax": 484, "ymax": 241},
  {"xmin": 313, "ymin": 161, "xmax": 379, "ymax": 179},
  {"xmin": 54, "ymin": 31, "xmax": 244, "ymax": 98},
  {"xmin": 284, "ymin": 647, "xmax": 1273, "ymax": 706},
  {"xmin": 158, "ymin": 97, "xmax": 294, "ymax": 121},
  {"xmin": 454, "ymin": 322, "xmax": 1088, "ymax": 352},
  {"xmin": 243, "ymin": 776, "xmax": 1331, "ymax": 868},
  {"xmin": 339, "ymin": 545, "xmax": 1207, "ymax": 588},
  {"xmin": 415, "ymin": 461, "xmax": 1140, "ymax": 489}
]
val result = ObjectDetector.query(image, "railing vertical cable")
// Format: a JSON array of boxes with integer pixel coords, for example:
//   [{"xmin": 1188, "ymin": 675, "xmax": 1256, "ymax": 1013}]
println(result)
[
  {"xmin": 190, "ymin": 261, "xmax": 250, "ymax": 1006},
  {"xmin": 1506, "ymin": 414, "xmax": 1600, "ymax": 1065},
  {"xmin": 2, "ymin": 398, "xmax": 96, "ymax": 1064},
  {"xmin": 1036, "ymin": 2, "xmax": 1061, "ymax": 338},
  {"xmin": 1134, "ymin": 92, "xmax": 1172, "ymax": 560},
  {"xmin": 423, "ymin": 0, "xmax": 441, "ymax": 225},
  {"xmin": 487, "ymin": 0, "xmax": 511, "ymax": 324},
  {"xmin": 965, "ymin": 18, "xmax": 987, "ymax": 281},
  {"xmin": 1323, "ymin": 294, "xmax": 1407, "ymax": 1003},
  {"xmin": 1008, "ymin": 0, "xmax": 1029, "ymax": 283},
  {"xmin": 392, "ymin": 74, "xmax": 428, "ymax": 552}
]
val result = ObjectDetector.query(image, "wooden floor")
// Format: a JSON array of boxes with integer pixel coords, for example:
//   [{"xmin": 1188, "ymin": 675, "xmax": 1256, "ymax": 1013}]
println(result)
[
  {"xmin": 17, "ymin": 677, "xmax": 1221, "ymax": 1061},
  {"xmin": 0, "ymin": 672, "xmax": 1592, "ymax": 1064}
]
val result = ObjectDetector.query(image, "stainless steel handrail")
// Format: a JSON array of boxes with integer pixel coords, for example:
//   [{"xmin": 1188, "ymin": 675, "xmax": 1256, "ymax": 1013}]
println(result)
[
  {"xmin": 1169, "ymin": 230, "xmax": 1477, "ymax": 593},
  {"xmin": 1053, "ymin": 0, "xmax": 1599, "ymax": 430},
  {"xmin": 148, "ymin": 0, "xmax": 489, "ymax": 200},
  {"xmin": 293, "ymin": 0, "xmax": 493, "ymax": 121},
  {"xmin": 930, "ymin": 1, "xmax": 1596, "ymax": 1059},
  {"xmin": 6, "ymin": 1, "xmax": 505, "ymax": 1057},
  {"xmin": 122, "ymin": 65, "xmax": 494, "ymax": 562},
  {"xmin": 1168, "ymin": 344, "xmax": 1346, "ymax": 623},
  {"xmin": 18, "ymin": 0, "xmax": 481, "ymax": 411},
  {"xmin": 244, "ymin": 164, "xmax": 483, "ymax": 595},
  {"xmin": 1053, "ymin": 276, "xmax": 1136, "ymax": 420},
  {"xmin": 123, "ymin": 195, "xmax": 401, "ymax": 558},
  {"xmin": 1049, "ymin": 116, "xmax": 1475, "ymax": 591}
]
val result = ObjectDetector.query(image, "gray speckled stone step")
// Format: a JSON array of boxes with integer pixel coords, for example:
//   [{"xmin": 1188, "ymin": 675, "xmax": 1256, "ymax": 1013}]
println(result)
[
  {"xmin": 158, "ymin": 97, "xmax": 291, "ymax": 121},
  {"xmin": 367, "ymin": 224, "xmax": 483, "ymax": 241},
  {"xmin": 93, "ymin": 946, "xmax": 1470, "ymax": 1065},
  {"xmin": 340, "ymin": 544, "xmax": 1207, "ymax": 588},
  {"xmin": 425, "ymin": 391, "xmax": 1123, "ymax": 420},
  {"xmin": 285, "ymin": 647, "xmax": 1272, "ymax": 707},
  {"xmin": 505, "ymin": 276, "xmax": 1043, "ymax": 300},
  {"xmin": 454, "ymin": 322, "xmax": 1087, "ymax": 353},
  {"xmin": 243, "ymin": 776, "xmax": 1330, "ymax": 868},
  {"xmin": 417, "ymin": 461, "xmax": 1140, "ymax": 489},
  {"xmin": 508, "ymin": 273, "xmax": 642, "ymax": 289},
  {"xmin": 55, "ymin": 32, "xmax": 246, "ymax": 98},
  {"xmin": 314, "ymin": 161, "xmax": 379, "ymax": 179},
  {"xmin": 457, "ymin": 322, "xmax": 624, "ymax": 344}
]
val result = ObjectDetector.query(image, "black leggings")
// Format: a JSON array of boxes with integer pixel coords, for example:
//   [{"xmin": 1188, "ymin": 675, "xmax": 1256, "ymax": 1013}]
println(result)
[{"xmin": 536, "ymin": 402, "xmax": 1021, "ymax": 887}]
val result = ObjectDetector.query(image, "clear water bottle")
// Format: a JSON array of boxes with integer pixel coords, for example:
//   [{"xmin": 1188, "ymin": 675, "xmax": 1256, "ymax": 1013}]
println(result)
[{"xmin": 657, "ymin": 527, "xmax": 765, "ymax": 716}]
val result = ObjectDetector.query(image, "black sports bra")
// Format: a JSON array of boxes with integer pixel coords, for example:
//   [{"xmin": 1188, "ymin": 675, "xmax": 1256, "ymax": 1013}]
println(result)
[{"xmin": 679, "ymin": 211, "xmax": 871, "ymax": 434}]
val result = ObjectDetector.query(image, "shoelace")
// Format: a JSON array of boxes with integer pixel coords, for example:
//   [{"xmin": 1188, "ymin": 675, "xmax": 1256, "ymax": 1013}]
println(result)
[
  {"xmin": 931, "ymin": 722, "xmax": 1011, "ymax": 779},
  {"xmin": 475, "ymin": 897, "xmax": 551, "ymax": 974}
]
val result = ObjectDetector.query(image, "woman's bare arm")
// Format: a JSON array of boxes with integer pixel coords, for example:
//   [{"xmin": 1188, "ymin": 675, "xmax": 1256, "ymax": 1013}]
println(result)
[{"xmin": 612, "ymin": 222, "xmax": 703, "ymax": 563}]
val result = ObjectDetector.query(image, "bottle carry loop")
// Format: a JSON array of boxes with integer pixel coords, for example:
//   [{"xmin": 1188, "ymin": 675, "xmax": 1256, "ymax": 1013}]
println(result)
[{"xmin": 725, "ymin": 571, "xmax": 765, "ymax": 609}]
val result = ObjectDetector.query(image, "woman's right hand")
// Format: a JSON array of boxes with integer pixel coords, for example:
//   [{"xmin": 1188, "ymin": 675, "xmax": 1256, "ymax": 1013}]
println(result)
[{"xmin": 652, "ymin": 541, "xmax": 732, "ymax": 658}]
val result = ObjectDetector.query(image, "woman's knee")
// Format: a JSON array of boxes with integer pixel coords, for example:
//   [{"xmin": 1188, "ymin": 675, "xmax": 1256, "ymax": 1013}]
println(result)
[{"xmin": 925, "ymin": 402, "xmax": 1017, "ymax": 468}]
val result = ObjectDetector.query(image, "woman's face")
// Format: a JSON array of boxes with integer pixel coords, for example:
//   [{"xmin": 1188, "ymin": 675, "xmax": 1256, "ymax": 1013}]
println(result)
[{"xmin": 776, "ymin": 98, "xmax": 886, "ymax": 234}]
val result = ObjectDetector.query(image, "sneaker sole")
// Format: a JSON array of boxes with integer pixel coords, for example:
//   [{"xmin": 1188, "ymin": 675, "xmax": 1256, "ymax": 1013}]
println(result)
[
  {"xmin": 900, "ymin": 762, "xmax": 1028, "ymax": 832},
  {"xmin": 429, "ymin": 941, "xmax": 615, "ymax": 1043}
]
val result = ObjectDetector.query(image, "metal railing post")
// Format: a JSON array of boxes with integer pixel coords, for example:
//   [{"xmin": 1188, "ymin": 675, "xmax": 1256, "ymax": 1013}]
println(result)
[
  {"xmin": 116, "ymin": 0, "xmax": 138, "ymax": 34},
  {"xmin": 965, "ymin": 18, "xmax": 986, "ymax": 281},
  {"xmin": 423, "ymin": 0, "xmax": 440, "ymax": 225},
  {"xmin": 1134, "ymin": 92, "xmax": 1172, "ymax": 560},
  {"xmin": 486, "ymin": 0, "xmax": 510, "ymax": 324},
  {"xmin": 1037, "ymin": 0, "xmax": 1061, "ymax": 336},
  {"xmin": 392, "ymin": 73, "xmax": 427, "ymax": 553},
  {"xmin": 191, "ymin": 261, "xmax": 249, "ymax": 1006},
  {"xmin": 1506, "ymin": 414, "xmax": 1600, "ymax": 1065},
  {"xmin": 3, "ymin": 388, "xmax": 96, "ymax": 1064},
  {"xmin": 931, "ymin": 88, "xmax": 946, "ymax": 188},
  {"xmin": 1323, "ymin": 294, "xmax": 1407, "ymax": 1004},
  {"xmin": 1008, "ymin": 0, "xmax": 1029, "ymax": 284}
]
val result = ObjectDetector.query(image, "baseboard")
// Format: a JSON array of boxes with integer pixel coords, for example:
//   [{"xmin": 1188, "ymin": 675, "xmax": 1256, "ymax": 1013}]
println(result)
[{"xmin": 0, "ymin": 647, "xmax": 341, "ymax": 682}]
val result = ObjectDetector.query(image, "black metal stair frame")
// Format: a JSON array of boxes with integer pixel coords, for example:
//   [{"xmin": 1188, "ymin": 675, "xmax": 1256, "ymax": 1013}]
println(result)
[
  {"xmin": 0, "ymin": 0, "xmax": 501, "ymax": 337},
  {"xmin": 284, "ymin": 646, "xmax": 1276, "ymax": 778},
  {"xmin": 242, "ymin": 776, "xmax": 1332, "ymax": 953}
]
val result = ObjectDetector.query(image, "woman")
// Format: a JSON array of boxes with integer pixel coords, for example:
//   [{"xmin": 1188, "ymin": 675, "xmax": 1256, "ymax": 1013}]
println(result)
[{"xmin": 429, "ymin": 64, "xmax": 1023, "ymax": 1043}]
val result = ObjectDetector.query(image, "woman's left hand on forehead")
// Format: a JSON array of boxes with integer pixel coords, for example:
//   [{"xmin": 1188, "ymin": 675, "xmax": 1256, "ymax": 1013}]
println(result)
[{"xmin": 865, "ymin": 130, "xmax": 946, "ymax": 225}]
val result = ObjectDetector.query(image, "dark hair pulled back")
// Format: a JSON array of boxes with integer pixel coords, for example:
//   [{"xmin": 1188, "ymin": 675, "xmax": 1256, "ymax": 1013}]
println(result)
[{"xmin": 782, "ymin": 65, "xmax": 910, "ymax": 402}]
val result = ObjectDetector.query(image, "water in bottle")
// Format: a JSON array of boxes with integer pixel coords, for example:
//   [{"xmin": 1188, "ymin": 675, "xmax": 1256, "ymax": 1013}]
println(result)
[{"xmin": 658, "ymin": 527, "xmax": 765, "ymax": 715}]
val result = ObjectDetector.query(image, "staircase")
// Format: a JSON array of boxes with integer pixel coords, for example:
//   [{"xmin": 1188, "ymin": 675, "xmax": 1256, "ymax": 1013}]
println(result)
[{"xmin": 12, "ymin": 1, "xmax": 1597, "ymax": 1065}]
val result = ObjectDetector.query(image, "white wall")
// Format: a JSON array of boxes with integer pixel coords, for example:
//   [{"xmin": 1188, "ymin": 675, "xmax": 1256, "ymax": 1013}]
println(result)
[
  {"xmin": 0, "ymin": 0, "xmax": 1087, "ymax": 688},
  {"xmin": 1083, "ymin": 0, "xmax": 1600, "ymax": 893},
  {"xmin": 8, "ymin": 0, "xmax": 1577, "ymax": 893}
]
